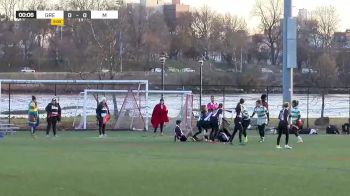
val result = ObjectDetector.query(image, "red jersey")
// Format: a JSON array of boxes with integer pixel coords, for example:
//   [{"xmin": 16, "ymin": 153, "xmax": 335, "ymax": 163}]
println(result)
[{"xmin": 262, "ymin": 101, "xmax": 269, "ymax": 110}]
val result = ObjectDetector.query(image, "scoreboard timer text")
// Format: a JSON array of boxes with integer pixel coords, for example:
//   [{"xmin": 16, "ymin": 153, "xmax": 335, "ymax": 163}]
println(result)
[{"xmin": 16, "ymin": 11, "xmax": 118, "ymax": 19}]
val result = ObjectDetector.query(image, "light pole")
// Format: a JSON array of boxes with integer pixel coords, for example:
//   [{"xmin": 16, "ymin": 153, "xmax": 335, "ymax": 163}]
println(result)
[
  {"xmin": 159, "ymin": 56, "xmax": 166, "ymax": 98},
  {"xmin": 198, "ymin": 59, "xmax": 204, "ymax": 109},
  {"xmin": 283, "ymin": 0, "xmax": 296, "ymax": 103}
]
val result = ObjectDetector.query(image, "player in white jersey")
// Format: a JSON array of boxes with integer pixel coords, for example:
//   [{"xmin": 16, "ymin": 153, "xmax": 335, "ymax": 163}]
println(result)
[
  {"xmin": 251, "ymin": 100, "xmax": 269, "ymax": 142},
  {"xmin": 290, "ymin": 100, "xmax": 303, "ymax": 143}
]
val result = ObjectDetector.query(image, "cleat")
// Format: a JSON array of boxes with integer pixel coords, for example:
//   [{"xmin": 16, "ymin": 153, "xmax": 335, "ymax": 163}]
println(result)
[
  {"xmin": 99, "ymin": 135, "xmax": 104, "ymax": 138},
  {"xmin": 284, "ymin": 145, "xmax": 293, "ymax": 149},
  {"xmin": 276, "ymin": 145, "xmax": 282, "ymax": 149},
  {"xmin": 244, "ymin": 136, "xmax": 248, "ymax": 143},
  {"xmin": 297, "ymin": 136, "xmax": 303, "ymax": 143}
]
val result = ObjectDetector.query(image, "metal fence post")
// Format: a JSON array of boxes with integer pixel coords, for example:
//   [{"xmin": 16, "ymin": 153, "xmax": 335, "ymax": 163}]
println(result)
[
  {"xmin": 266, "ymin": 86, "xmax": 269, "ymax": 104},
  {"xmin": 8, "ymin": 84, "xmax": 11, "ymax": 124},
  {"xmin": 307, "ymin": 87, "xmax": 310, "ymax": 129},
  {"xmin": 223, "ymin": 87, "xmax": 226, "ymax": 118},
  {"xmin": 55, "ymin": 84, "xmax": 57, "ymax": 96}
]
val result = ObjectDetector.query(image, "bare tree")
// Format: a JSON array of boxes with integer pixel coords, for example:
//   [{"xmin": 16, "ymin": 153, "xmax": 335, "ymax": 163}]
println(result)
[
  {"xmin": 0, "ymin": 0, "xmax": 17, "ymax": 21},
  {"xmin": 311, "ymin": 54, "xmax": 338, "ymax": 118},
  {"xmin": 253, "ymin": 0, "xmax": 282, "ymax": 65},
  {"xmin": 219, "ymin": 13, "xmax": 248, "ymax": 67},
  {"xmin": 169, "ymin": 12, "xmax": 194, "ymax": 59},
  {"xmin": 61, "ymin": 0, "xmax": 105, "ymax": 10},
  {"xmin": 192, "ymin": 6, "xmax": 216, "ymax": 59},
  {"xmin": 311, "ymin": 6, "xmax": 339, "ymax": 50}
]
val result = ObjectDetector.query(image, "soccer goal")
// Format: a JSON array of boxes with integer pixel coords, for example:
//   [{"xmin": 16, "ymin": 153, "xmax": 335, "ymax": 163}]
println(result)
[
  {"xmin": 74, "ymin": 89, "xmax": 194, "ymax": 132},
  {"xmin": 0, "ymin": 79, "xmax": 149, "ymax": 130}
]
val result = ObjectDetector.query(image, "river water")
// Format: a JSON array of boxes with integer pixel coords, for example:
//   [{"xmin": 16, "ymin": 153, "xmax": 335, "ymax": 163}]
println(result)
[{"xmin": 0, "ymin": 93, "xmax": 349, "ymax": 119}]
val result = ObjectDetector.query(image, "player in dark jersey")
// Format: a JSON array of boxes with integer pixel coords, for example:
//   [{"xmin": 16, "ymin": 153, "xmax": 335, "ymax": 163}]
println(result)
[
  {"xmin": 209, "ymin": 103, "xmax": 224, "ymax": 141},
  {"xmin": 241, "ymin": 102, "xmax": 250, "ymax": 143},
  {"xmin": 193, "ymin": 105, "xmax": 212, "ymax": 141},
  {"xmin": 276, "ymin": 102, "xmax": 292, "ymax": 149},
  {"xmin": 174, "ymin": 120, "xmax": 187, "ymax": 142},
  {"xmin": 96, "ymin": 97, "xmax": 110, "ymax": 138},
  {"xmin": 229, "ymin": 99, "xmax": 245, "ymax": 145},
  {"xmin": 45, "ymin": 98, "xmax": 61, "ymax": 137}
]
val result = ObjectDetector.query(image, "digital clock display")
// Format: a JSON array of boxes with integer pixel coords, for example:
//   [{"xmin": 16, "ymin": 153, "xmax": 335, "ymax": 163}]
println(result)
[{"xmin": 16, "ymin": 11, "xmax": 36, "ymax": 19}]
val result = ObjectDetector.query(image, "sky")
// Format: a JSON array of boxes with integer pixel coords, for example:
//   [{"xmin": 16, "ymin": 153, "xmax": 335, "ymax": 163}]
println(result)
[
  {"xmin": 29, "ymin": 0, "xmax": 350, "ymax": 32},
  {"xmin": 147, "ymin": 0, "xmax": 350, "ymax": 32}
]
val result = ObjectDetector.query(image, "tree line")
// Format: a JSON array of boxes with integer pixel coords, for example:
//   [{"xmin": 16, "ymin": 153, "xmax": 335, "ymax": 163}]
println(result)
[{"xmin": 0, "ymin": 0, "xmax": 349, "ymax": 86}]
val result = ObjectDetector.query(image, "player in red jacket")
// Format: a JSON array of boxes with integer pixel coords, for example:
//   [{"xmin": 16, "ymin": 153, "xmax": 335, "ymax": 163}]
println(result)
[{"xmin": 151, "ymin": 98, "xmax": 169, "ymax": 135}]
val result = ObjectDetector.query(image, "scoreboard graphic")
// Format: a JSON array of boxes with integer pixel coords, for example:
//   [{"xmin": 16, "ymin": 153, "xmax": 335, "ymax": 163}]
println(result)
[{"xmin": 16, "ymin": 10, "xmax": 118, "ymax": 25}]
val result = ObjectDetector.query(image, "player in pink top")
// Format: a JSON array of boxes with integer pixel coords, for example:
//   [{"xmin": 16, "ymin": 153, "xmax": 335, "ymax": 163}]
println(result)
[{"xmin": 207, "ymin": 95, "xmax": 219, "ymax": 112}]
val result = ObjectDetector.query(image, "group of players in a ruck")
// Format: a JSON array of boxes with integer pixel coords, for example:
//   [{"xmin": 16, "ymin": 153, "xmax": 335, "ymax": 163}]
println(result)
[{"xmin": 169, "ymin": 95, "xmax": 304, "ymax": 149}]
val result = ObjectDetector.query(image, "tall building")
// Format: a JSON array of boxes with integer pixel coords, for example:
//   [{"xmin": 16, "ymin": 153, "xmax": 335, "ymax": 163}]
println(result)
[
  {"xmin": 298, "ymin": 9, "xmax": 308, "ymax": 21},
  {"xmin": 172, "ymin": 0, "xmax": 181, "ymax": 4},
  {"xmin": 163, "ymin": 0, "xmax": 189, "ymax": 31},
  {"xmin": 140, "ymin": 0, "xmax": 164, "ymax": 7}
]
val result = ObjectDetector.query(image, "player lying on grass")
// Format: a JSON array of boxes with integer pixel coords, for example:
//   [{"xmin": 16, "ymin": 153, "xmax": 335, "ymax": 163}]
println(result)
[
  {"xmin": 193, "ymin": 104, "xmax": 233, "ymax": 142},
  {"xmin": 174, "ymin": 120, "xmax": 187, "ymax": 142}
]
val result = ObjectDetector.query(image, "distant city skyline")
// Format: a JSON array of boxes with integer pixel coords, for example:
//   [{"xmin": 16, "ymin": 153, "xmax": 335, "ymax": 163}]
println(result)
[{"xmin": 128, "ymin": 0, "xmax": 349, "ymax": 32}]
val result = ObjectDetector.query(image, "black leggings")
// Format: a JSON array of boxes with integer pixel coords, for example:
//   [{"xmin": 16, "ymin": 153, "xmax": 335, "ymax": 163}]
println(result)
[
  {"xmin": 209, "ymin": 121, "xmax": 219, "ymax": 141},
  {"xmin": 46, "ymin": 117, "xmax": 58, "ymax": 136},
  {"xmin": 193, "ymin": 121, "xmax": 210, "ymax": 139},
  {"xmin": 154, "ymin": 122, "xmax": 164, "ymax": 133},
  {"xmin": 242, "ymin": 120, "xmax": 250, "ymax": 138},
  {"xmin": 98, "ymin": 118, "xmax": 106, "ymax": 135},
  {"xmin": 229, "ymin": 118, "xmax": 243, "ymax": 143},
  {"xmin": 258, "ymin": 124, "xmax": 266, "ymax": 139},
  {"xmin": 277, "ymin": 123, "xmax": 289, "ymax": 145}
]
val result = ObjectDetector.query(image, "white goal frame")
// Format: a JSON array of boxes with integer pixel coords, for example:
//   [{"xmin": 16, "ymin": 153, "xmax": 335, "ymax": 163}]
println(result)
[
  {"xmin": 0, "ymin": 79, "xmax": 149, "ymax": 124},
  {"xmin": 81, "ymin": 89, "xmax": 193, "ymax": 131}
]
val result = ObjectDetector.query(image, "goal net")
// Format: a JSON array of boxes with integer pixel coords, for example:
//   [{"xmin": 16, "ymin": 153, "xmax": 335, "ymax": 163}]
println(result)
[
  {"xmin": 73, "ymin": 89, "xmax": 146, "ymax": 131},
  {"xmin": 73, "ymin": 89, "xmax": 194, "ymax": 133},
  {"xmin": 114, "ymin": 90, "xmax": 145, "ymax": 131}
]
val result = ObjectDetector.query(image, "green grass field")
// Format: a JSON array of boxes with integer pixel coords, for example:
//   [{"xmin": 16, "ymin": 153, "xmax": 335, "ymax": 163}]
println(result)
[{"xmin": 0, "ymin": 131, "xmax": 349, "ymax": 196}]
